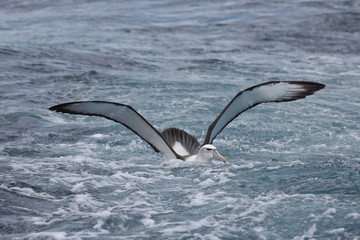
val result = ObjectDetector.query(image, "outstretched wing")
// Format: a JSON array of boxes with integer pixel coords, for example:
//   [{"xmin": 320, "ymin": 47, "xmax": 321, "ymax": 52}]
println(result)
[
  {"xmin": 203, "ymin": 81, "xmax": 325, "ymax": 145},
  {"xmin": 49, "ymin": 101, "xmax": 181, "ymax": 160}
]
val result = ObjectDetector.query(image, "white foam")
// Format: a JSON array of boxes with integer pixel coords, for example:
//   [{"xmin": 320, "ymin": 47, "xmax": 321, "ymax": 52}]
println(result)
[
  {"xmin": 327, "ymin": 228, "xmax": 345, "ymax": 234},
  {"xmin": 266, "ymin": 166, "xmax": 281, "ymax": 170},
  {"xmin": 1, "ymin": 184, "xmax": 55, "ymax": 200},
  {"xmin": 43, "ymin": 113, "xmax": 69, "ymax": 125},
  {"xmin": 293, "ymin": 224, "xmax": 317, "ymax": 240},
  {"xmin": 346, "ymin": 212, "xmax": 360, "ymax": 219},
  {"xmin": 70, "ymin": 193, "xmax": 105, "ymax": 211},
  {"xmin": 160, "ymin": 216, "xmax": 215, "ymax": 235},
  {"xmin": 322, "ymin": 208, "xmax": 336, "ymax": 218},
  {"xmin": 199, "ymin": 178, "xmax": 215, "ymax": 187},
  {"xmin": 235, "ymin": 162, "xmax": 257, "ymax": 169},
  {"xmin": 15, "ymin": 232, "xmax": 68, "ymax": 240},
  {"xmin": 237, "ymin": 192, "xmax": 319, "ymax": 225},
  {"xmin": 141, "ymin": 218, "xmax": 155, "ymax": 228},
  {"xmin": 90, "ymin": 133, "xmax": 106, "ymax": 138},
  {"xmin": 92, "ymin": 209, "xmax": 112, "ymax": 232},
  {"xmin": 111, "ymin": 171, "xmax": 156, "ymax": 185},
  {"xmin": 188, "ymin": 192, "xmax": 209, "ymax": 206},
  {"xmin": 71, "ymin": 182, "xmax": 86, "ymax": 192}
]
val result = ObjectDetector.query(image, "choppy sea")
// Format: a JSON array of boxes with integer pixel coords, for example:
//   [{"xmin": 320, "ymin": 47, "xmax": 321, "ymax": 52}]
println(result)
[{"xmin": 1, "ymin": 0, "xmax": 359, "ymax": 239}]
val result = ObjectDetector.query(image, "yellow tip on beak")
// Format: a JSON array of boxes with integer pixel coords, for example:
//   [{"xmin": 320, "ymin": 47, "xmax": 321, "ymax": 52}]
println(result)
[{"xmin": 213, "ymin": 150, "xmax": 227, "ymax": 163}]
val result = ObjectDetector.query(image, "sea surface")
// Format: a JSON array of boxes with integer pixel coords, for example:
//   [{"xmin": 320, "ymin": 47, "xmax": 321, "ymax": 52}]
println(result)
[{"xmin": 1, "ymin": 0, "xmax": 359, "ymax": 239}]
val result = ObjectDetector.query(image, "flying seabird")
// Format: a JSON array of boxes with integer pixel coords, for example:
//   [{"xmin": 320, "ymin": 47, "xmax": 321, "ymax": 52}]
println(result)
[{"xmin": 49, "ymin": 81, "xmax": 325, "ymax": 163}]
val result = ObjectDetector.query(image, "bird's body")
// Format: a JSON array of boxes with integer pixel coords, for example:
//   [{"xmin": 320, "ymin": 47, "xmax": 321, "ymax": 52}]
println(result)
[
  {"xmin": 49, "ymin": 81, "xmax": 325, "ymax": 163},
  {"xmin": 184, "ymin": 144, "xmax": 225, "ymax": 163}
]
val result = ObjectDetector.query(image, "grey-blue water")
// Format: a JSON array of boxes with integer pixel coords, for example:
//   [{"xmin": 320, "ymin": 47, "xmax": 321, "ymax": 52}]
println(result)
[{"xmin": 1, "ymin": 0, "xmax": 359, "ymax": 239}]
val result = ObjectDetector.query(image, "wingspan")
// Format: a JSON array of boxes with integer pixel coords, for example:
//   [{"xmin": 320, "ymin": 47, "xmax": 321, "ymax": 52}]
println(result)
[
  {"xmin": 49, "ymin": 101, "xmax": 181, "ymax": 160},
  {"xmin": 203, "ymin": 81, "xmax": 325, "ymax": 145}
]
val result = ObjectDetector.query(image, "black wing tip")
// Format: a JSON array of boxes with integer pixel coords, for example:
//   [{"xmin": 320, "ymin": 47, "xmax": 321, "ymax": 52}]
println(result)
[
  {"xmin": 289, "ymin": 81, "xmax": 325, "ymax": 91},
  {"xmin": 49, "ymin": 103, "xmax": 68, "ymax": 112},
  {"xmin": 294, "ymin": 81, "xmax": 326, "ymax": 97},
  {"xmin": 49, "ymin": 101, "xmax": 132, "ymax": 111},
  {"xmin": 275, "ymin": 82, "xmax": 325, "ymax": 102},
  {"xmin": 48, "ymin": 101, "xmax": 96, "ymax": 116},
  {"xmin": 249, "ymin": 81, "xmax": 325, "ymax": 93},
  {"xmin": 48, "ymin": 102, "xmax": 81, "ymax": 113}
]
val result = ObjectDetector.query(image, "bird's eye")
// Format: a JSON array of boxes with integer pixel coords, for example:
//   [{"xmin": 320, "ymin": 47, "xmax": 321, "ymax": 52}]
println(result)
[{"xmin": 206, "ymin": 148, "xmax": 212, "ymax": 151}]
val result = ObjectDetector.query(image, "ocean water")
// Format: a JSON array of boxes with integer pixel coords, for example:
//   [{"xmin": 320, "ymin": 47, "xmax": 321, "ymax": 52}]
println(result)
[{"xmin": 1, "ymin": 0, "xmax": 359, "ymax": 239}]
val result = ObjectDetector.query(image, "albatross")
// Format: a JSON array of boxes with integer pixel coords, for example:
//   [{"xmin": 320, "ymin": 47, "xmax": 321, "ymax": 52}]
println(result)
[{"xmin": 49, "ymin": 81, "xmax": 325, "ymax": 163}]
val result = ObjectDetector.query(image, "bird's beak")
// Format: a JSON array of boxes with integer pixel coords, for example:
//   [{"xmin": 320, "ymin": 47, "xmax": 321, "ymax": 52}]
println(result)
[{"xmin": 213, "ymin": 150, "xmax": 227, "ymax": 163}]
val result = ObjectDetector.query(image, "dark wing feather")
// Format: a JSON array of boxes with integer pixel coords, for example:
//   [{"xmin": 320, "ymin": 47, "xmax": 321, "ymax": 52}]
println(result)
[{"xmin": 162, "ymin": 128, "xmax": 200, "ymax": 156}]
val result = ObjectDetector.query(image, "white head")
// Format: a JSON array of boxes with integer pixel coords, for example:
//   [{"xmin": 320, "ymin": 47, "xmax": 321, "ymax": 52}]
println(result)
[{"xmin": 196, "ymin": 144, "xmax": 227, "ymax": 163}]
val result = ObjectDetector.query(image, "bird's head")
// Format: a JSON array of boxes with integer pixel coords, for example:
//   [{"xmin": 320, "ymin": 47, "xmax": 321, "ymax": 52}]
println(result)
[{"xmin": 197, "ymin": 144, "xmax": 227, "ymax": 163}]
